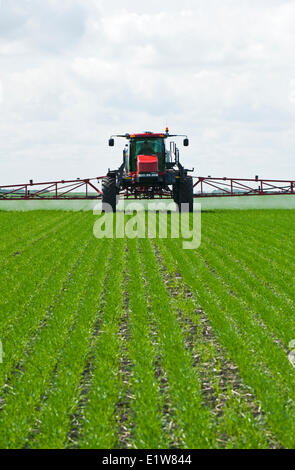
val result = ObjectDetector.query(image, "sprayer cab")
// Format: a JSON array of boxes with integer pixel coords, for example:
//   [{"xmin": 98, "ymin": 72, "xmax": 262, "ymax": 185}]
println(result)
[{"xmin": 103, "ymin": 129, "xmax": 193, "ymax": 211}]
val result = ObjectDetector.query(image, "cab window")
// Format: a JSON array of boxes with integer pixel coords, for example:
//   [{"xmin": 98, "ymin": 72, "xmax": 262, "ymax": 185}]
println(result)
[{"xmin": 130, "ymin": 139, "xmax": 164, "ymax": 171}]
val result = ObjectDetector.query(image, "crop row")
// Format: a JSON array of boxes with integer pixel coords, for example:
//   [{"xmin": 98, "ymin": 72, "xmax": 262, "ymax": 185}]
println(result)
[
  {"xmin": 0, "ymin": 210, "xmax": 294, "ymax": 448},
  {"xmin": 159, "ymin": 211, "xmax": 295, "ymax": 447}
]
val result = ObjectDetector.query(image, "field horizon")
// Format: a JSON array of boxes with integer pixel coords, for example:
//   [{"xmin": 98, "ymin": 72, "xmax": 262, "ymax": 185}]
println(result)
[{"xmin": 1, "ymin": 194, "xmax": 295, "ymax": 212}]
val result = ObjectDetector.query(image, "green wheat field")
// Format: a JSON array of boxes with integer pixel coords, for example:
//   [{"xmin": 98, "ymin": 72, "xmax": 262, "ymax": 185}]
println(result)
[{"xmin": 0, "ymin": 209, "xmax": 295, "ymax": 449}]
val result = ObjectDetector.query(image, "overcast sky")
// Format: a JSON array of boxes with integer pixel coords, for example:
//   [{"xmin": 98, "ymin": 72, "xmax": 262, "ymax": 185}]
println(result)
[{"xmin": 0, "ymin": 0, "xmax": 295, "ymax": 185}]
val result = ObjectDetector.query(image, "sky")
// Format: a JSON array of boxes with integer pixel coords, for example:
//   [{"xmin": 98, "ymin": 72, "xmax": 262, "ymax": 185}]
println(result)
[{"xmin": 0, "ymin": 0, "xmax": 295, "ymax": 185}]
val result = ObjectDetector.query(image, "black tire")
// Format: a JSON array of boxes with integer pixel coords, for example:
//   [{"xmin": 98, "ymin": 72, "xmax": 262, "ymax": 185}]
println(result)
[
  {"xmin": 172, "ymin": 183, "xmax": 179, "ymax": 204},
  {"xmin": 173, "ymin": 176, "xmax": 193, "ymax": 212},
  {"xmin": 102, "ymin": 176, "xmax": 117, "ymax": 212}
]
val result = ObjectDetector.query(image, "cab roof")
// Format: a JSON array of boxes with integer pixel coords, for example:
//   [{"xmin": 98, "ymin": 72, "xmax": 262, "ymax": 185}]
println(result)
[{"xmin": 129, "ymin": 132, "xmax": 167, "ymax": 139}]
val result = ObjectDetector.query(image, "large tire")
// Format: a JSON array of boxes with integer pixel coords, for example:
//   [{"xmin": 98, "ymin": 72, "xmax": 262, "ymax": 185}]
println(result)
[
  {"xmin": 172, "ymin": 183, "xmax": 179, "ymax": 205},
  {"xmin": 102, "ymin": 176, "xmax": 117, "ymax": 212},
  {"xmin": 173, "ymin": 176, "xmax": 193, "ymax": 212}
]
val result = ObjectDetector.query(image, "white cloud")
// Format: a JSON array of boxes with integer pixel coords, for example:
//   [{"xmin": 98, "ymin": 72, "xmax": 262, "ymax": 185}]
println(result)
[
  {"xmin": 0, "ymin": 0, "xmax": 295, "ymax": 184},
  {"xmin": 289, "ymin": 78, "xmax": 295, "ymax": 105}
]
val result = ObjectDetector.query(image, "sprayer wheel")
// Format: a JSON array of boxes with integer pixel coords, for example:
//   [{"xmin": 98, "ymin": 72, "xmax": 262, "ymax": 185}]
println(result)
[
  {"xmin": 173, "ymin": 176, "xmax": 193, "ymax": 212},
  {"xmin": 102, "ymin": 176, "xmax": 117, "ymax": 212}
]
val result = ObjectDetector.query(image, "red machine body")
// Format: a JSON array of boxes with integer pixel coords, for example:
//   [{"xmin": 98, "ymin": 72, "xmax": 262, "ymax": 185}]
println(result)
[{"xmin": 137, "ymin": 155, "xmax": 159, "ymax": 176}]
